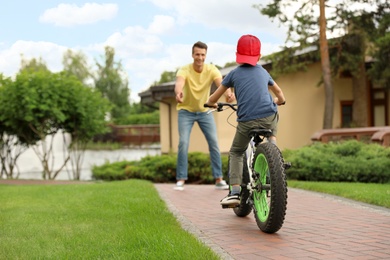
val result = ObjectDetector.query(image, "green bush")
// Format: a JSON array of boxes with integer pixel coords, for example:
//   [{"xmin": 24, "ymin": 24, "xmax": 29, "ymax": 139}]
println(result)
[
  {"xmin": 92, "ymin": 152, "xmax": 229, "ymax": 183},
  {"xmin": 114, "ymin": 111, "xmax": 159, "ymax": 125},
  {"xmin": 92, "ymin": 160, "xmax": 134, "ymax": 181},
  {"xmin": 93, "ymin": 140, "xmax": 389, "ymax": 184},
  {"xmin": 283, "ymin": 140, "xmax": 390, "ymax": 183}
]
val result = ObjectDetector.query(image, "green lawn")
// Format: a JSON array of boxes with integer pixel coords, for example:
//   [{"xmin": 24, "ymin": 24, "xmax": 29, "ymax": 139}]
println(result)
[
  {"xmin": 288, "ymin": 180, "xmax": 390, "ymax": 208},
  {"xmin": 0, "ymin": 180, "xmax": 219, "ymax": 259},
  {"xmin": 1, "ymin": 179, "xmax": 388, "ymax": 259}
]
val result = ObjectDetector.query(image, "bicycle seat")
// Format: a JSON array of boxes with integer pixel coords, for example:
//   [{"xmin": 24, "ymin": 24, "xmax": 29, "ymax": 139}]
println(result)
[{"xmin": 248, "ymin": 129, "xmax": 273, "ymax": 138}]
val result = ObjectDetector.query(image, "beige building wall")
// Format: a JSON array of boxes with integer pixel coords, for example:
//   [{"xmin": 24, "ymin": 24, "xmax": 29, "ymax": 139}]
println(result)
[{"xmin": 158, "ymin": 62, "xmax": 389, "ymax": 154}]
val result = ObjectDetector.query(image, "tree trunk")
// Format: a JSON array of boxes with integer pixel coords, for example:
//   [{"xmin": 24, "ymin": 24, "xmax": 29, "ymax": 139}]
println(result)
[
  {"xmin": 319, "ymin": 0, "xmax": 334, "ymax": 129},
  {"xmin": 352, "ymin": 61, "xmax": 369, "ymax": 127}
]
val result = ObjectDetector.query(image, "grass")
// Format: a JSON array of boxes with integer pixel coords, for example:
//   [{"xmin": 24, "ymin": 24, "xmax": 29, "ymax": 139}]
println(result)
[
  {"xmin": 0, "ymin": 180, "xmax": 219, "ymax": 260},
  {"xmin": 83, "ymin": 141, "xmax": 123, "ymax": 150},
  {"xmin": 1, "ymin": 179, "xmax": 389, "ymax": 259},
  {"xmin": 287, "ymin": 180, "xmax": 390, "ymax": 209}
]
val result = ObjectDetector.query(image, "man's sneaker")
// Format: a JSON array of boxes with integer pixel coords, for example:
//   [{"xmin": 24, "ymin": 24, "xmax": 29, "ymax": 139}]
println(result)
[
  {"xmin": 220, "ymin": 193, "xmax": 240, "ymax": 206},
  {"xmin": 173, "ymin": 181, "xmax": 184, "ymax": 191},
  {"xmin": 215, "ymin": 180, "xmax": 229, "ymax": 190}
]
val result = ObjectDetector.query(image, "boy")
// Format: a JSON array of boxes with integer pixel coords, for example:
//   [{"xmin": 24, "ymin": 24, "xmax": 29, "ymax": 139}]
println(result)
[{"xmin": 205, "ymin": 34, "xmax": 286, "ymax": 206}]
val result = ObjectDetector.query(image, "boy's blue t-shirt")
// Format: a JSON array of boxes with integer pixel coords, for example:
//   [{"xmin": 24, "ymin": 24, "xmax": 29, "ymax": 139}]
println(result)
[{"xmin": 222, "ymin": 64, "xmax": 278, "ymax": 122}]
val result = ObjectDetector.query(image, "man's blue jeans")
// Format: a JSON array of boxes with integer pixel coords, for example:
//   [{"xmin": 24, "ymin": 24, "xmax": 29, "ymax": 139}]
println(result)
[{"xmin": 176, "ymin": 109, "xmax": 222, "ymax": 181}]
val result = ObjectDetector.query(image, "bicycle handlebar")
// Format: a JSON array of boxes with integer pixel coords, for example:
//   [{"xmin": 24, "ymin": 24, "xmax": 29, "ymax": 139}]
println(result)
[
  {"xmin": 204, "ymin": 102, "xmax": 237, "ymax": 112},
  {"xmin": 204, "ymin": 100, "xmax": 285, "ymax": 114}
]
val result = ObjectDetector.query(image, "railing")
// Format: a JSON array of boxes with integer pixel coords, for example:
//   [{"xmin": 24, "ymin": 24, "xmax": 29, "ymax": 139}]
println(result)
[
  {"xmin": 110, "ymin": 124, "xmax": 160, "ymax": 146},
  {"xmin": 311, "ymin": 126, "xmax": 390, "ymax": 147}
]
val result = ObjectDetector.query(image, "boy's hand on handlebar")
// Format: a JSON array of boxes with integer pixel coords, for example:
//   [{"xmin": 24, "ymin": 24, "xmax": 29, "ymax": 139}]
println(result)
[
  {"xmin": 204, "ymin": 101, "xmax": 218, "ymax": 108},
  {"xmin": 224, "ymin": 88, "xmax": 236, "ymax": 103},
  {"xmin": 225, "ymin": 92, "xmax": 235, "ymax": 103},
  {"xmin": 274, "ymin": 97, "xmax": 286, "ymax": 106}
]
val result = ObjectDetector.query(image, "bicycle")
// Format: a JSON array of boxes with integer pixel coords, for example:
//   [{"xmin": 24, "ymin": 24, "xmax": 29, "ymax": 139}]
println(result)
[{"xmin": 205, "ymin": 102, "xmax": 290, "ymax": 234}]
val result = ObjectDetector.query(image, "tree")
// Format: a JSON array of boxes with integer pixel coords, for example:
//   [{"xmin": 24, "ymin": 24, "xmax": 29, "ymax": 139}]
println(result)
[
  {"xmin": 62, "ymin": 49, "xmax": 92, "ymax": 85},
  {"xmin": 360, "ymin": 0, "xmax": 390, "ymax": 89},
  {"xmin": 95, "ymin": 46, "xmax": 131, "ymax": 122},
  {"xmin": 256, "ymin": 0, "xmax": 334, "ymax": 128},
  {"xmin": 60, "ymin": 76, "xmax": 111, "ymax": 179},
  {"xmin": 256, "ymin": 0, "xmax": 389, "ymax": 128},
  {"xmin": 0, "ymin": 67, "xmax": 110, "ymax": 180},
  {"xmin": 0, "ymin": 74, "xmax": 27, "ymax": 179},
  {"xmin": 19, "ymin": 56, "xmax": 49, "ymax": 73},
  {"xmin": 319, "ymin": 0, "xmax": 334, "ymax": 129},
  {"xmin": 328, "ymin": 0, "xmax": 389, "ymax": 126},
  {"xmin": 157, "ymin": 70, "xmax": 177, "ymax": 84}
]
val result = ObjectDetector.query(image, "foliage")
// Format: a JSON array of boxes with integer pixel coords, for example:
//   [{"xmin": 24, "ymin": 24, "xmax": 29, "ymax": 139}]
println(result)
[
  {"xmin": 1, "ymin": 70, "xmax": 69, "ymax": 145},
  {"xmin": 283, "ymin": 140, "xmax": 390, "ymax": 183},
  {"xmin": 0, "ymin": 75, "xmax": 27, "ymax": 178},
  {"xmin": 255, "ymin": 0, "xmax": 389, "ymax": 128},
  {"xmin": 262, "ymin": 47, "xmax": 320, "ymax": 79},
  {"xmin": 114, "ymin": 110, "xmax": 160, "ymax": 125},
  {"xmin": 0, "ymin": 69, "xmax": 111, "ymax": 180},
  {"xmin": 92, "ymin": 141, "xmax": 389, "ymax": 184},
  {"xmin": 92, "ymin": 152, "xmax": 229, "ymax": 183},
  {"xmin": 255, "ymin": 0, "xmax": 335, "ymax": 129},
  {"xmin": 62, "ymin": 49, "xmax": 92, "ymax": 85},
  {"xmin": 368, "ymin": 33, "xmax": 390, "ymax": 89},
  {"xmin": 129, "ymin": 101, "xmax": 159, "ymax": 114},
  {"xmin": 157, "ymin": 70, "xmax": 177, "ymax": 84},
  {"xmin": 19, "ymin": 56, "xmax": 49, "ymax": 73},
  {"xmin": 223, "ymin": 61, "xmax": 237, "ymax": 68},
  {"xmin": 0, "ymin": 180, "xmax": 220, "ymax": 259},
  {"xmin": 95, "ymin": 46, "xmax": 131, "ymax": 121}
]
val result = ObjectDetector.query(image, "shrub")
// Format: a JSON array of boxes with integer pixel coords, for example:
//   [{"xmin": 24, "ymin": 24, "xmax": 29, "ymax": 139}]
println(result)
[
  {"xmin": 93, "ymin": 140, "xmax": 389, "ymax": 184},
  {"xmin": 115, "ymin": 111, "xmax": 159, "ymax": 125},
  {"xmin": 283, "ymin": 140, "xmax": 390, "ymax": 183},
  {"xmin": 92, "ymin": 152, "xmax": 229, "ymax": 183}
]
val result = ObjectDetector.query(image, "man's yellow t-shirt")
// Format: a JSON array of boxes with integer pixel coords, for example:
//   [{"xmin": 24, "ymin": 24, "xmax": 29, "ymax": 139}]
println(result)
[{"xmin": 176, "ymin": 63, "xmax": 222, "ymax": 112}]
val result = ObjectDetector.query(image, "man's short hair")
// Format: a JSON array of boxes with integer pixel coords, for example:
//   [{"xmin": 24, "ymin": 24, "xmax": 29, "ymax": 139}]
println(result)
[{"xmin": 192, "ymin": 41, "xmax": 208, "ymax": 53}]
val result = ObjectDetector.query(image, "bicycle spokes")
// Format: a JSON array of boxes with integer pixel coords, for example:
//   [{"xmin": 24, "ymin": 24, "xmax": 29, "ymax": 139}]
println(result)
[{"xmin": 253, "ymin": 153, "xmax": 270, "ymax": 222}]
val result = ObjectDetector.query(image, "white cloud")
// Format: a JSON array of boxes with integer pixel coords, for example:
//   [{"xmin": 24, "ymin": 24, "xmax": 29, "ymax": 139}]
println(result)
[
  {"xmin": 95, "ymin": 15, "xmax": 175, "ymax": 59},
  {"xmin": 1, "ymin": 1, "xmax": 288, "ymax": 103},
  {"xmin": 0, "ymin": 41, "xmax": 67, "ymax": 76},
  {"xmin": 39, "ymin": 3, "xmax": 118, "ymax": 27},
  {"xmin": 148, "ymin": 15, "xmax": 175, "ymax": 35},
  {"xmin": 145, "ymin": 0, "xmax": 282, "ymax": 35}
]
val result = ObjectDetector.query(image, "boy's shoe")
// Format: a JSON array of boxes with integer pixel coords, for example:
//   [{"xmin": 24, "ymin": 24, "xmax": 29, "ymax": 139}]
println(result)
[
  {"xmin": 173, "ymin": 181, "xmax": 184, "ymax": 191},
  {"xmin": 220, "ymin": 193, "xmax": 240, "ymax": 206},
  {"xmin": 215, "ymin": 180, "xmax": 229, "ymax": 190}
]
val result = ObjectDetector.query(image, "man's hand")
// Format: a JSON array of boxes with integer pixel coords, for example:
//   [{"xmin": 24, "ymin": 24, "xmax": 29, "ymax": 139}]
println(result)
[{"xmin": 176, "ymin": 91, "xmax": 183, "ymax": 103}]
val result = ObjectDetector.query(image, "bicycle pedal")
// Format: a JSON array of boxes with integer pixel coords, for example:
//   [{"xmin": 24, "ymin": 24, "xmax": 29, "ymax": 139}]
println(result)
[{"xmin": 221, "ymin": 204, "xmax": 239, "ymax": 209}]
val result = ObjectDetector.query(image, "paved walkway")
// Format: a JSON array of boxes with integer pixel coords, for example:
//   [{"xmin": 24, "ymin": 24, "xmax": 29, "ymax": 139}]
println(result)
[{"xmin": 155, "ymin": 184, "xmax": 390, "ymax": 260}]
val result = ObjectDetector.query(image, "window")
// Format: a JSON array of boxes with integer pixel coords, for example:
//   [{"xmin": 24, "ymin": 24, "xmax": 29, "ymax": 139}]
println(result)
[{"xmin": 340, "ymin": 101, "xmax": 353, "ymax": 127}]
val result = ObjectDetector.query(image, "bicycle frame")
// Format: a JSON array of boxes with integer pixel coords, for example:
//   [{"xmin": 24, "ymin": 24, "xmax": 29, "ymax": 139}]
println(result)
[
  {"xmin": 205, "ymin": 102, "xmax": 289, "ymax": 234},
  {"xmin": 245, "ymin": 138, "xmax": 257, "ymax": 196}
]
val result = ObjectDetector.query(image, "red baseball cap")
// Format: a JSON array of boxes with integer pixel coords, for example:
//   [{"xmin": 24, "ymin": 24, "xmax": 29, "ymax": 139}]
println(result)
[{"xmin": 236, "ymin": 34, "xmax": 261, "ymax": 66}]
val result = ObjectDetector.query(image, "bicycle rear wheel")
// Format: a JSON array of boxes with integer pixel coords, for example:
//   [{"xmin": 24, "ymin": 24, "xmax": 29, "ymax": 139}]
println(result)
[
  {"xmin": 233, "ymin": 154, "xmax": 252, "ymax": 217},
  {"xmin": 252, "ymin": 142, "xmax": 287, "ymax": 233}
]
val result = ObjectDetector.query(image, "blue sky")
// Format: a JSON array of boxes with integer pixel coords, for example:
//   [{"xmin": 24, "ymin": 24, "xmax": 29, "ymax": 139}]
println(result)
[{"xmin": 0, "ymin": 0, "xmax": 289, "ymax": 102}]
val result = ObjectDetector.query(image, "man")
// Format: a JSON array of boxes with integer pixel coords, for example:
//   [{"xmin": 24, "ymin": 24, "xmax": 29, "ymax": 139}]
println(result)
[{"xmin": 174, "ymin": 41, "xmax": 234, "ymax": 191}]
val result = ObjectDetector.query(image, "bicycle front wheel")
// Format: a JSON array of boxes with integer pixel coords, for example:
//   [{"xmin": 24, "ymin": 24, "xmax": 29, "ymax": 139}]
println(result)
[{"xmin": 252, "ymin": 142, "xmax": 287, "ymax": 233}]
